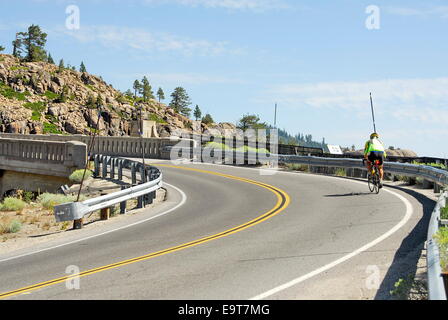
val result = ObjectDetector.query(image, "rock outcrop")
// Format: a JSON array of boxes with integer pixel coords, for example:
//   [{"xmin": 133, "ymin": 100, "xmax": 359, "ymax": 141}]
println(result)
[{"xmin": 0, "ymin": 54, "xmax": 232, "ymax": 137}]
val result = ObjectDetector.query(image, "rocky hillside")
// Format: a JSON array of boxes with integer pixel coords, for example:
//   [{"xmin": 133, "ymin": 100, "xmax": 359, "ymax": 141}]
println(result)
[{"xmin": 0, "ymin": 54, "xmax": 235, "ymax": 137}]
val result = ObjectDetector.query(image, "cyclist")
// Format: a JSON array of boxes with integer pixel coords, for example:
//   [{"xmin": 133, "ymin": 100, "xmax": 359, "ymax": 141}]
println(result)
[{"xmin": 364, "ymin": 132, "xmax": 386, "ymax": 188}]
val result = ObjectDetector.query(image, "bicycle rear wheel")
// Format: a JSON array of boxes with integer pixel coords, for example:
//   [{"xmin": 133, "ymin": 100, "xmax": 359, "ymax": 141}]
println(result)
[
  {"xmin": 373, "ymin": 173, "xmax": 380, "ymax": 194},
  {"xmin": 368, "ymin": 174, "xmax": 375, "ymax": 193}
]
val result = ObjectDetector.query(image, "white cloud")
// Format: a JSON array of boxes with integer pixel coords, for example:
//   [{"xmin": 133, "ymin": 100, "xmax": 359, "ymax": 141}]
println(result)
[
  {"xmin": 150, "ymin": 72, "xmax": 246, "ymax": 85},
  {"xmin": 50, "ymin": 25, "xmax": 244, "ymax": 57},
  {"xmin": 268, "ymin": 78, "xmax": 448, "ymax": 123},
  {"xmin": 385, "ymin": 6, "xmax": 448, "ymax": 18},
  {"xmin": 143, "ymin": 0, "xmax": 290, "ymax": 11}
]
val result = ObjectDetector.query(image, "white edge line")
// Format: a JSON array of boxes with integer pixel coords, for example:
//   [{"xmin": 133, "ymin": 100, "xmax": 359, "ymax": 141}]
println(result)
[
  {"xmin": 0, "ymin": 183, "xmax": 187, "ymax": 263},
  {"xmin": 249, "ymin": 180, "xmax": 414, "ymax": 300}
]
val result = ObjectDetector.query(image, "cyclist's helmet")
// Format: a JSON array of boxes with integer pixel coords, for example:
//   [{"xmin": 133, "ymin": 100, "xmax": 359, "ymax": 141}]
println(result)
[{"xmin": 370, "ymin": 132, "xmax": 379, "ymax": 139}]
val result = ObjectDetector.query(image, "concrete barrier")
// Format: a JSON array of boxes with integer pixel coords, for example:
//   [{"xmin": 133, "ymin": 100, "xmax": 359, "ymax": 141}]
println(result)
[
  {"xmin": 0, "ymin": 133, "xmax": 181, "ymax": 159},
  {"xmin": 0, "ymin": 137, "xmax": 86, "ymax": 177}
]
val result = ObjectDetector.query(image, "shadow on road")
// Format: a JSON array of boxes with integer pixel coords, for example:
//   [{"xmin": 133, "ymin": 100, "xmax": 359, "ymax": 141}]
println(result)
[
  {"xmin": 324, "ymin": 192, "xmax": 372, "ymax": 197},
  {"xmin": 374, "ymin": 185, "xmax": 436, "ymax": 300}
]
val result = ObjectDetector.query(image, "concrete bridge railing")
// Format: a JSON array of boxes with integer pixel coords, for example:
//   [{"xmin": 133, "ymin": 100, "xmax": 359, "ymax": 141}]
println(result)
[
  {"xmin": 0, "ymin": 137, "xmax": 87, "ymax": 177},
  {"xmin": 0, "ymin": 133, "xmax": 182, "ymax": 159}
]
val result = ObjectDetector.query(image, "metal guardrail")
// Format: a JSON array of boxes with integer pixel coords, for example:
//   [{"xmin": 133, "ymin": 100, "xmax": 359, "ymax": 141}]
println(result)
[
  {"xmin": 278, "ymin": 155, "xmax": 448, "ymax": 186},
  {"xmin": 427, "ymin": 192, "xmax": 447, "ymax": 300},
  {"xmin": 54, "ymin": 155, "xmax": 162, "ymax": 222}
]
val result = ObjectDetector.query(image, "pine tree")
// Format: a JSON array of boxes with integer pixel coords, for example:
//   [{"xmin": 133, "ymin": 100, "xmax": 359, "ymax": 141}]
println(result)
[
  {"xmin": 79, "ymin": 61, "xmax": 87, "ymax": 73},
  {"xmin": 0, "ymin": 46, "xmax": 4, "ymax": 53},
  {"xmin": 12, "ymin": 33, "xmax": 23, "ymax": 58},
  {"xmin": 47, "ymin": 52, "xmax": 55, "ymax": 64},
  {"xmin": 201, "ymin": 114, "xmax": 214, "ymax": 125},
  {"xmin": 141, "ymin": 76, "xmax": 154, "ymax": 101},
  {"xmin": 193, "ymin": 105, "xmax": 202, "ymax": 121},
  {"xmin": 133, "ymin": 80, "xmax": 141, "ymax": 98},
  {"xmin": 169, "ymin": 87, "xmax": 192, "ymax": 117},
  {"xmin": 58, "ymin": 59, "xmax": 64, "ymax": 70},
  {"xmin": 237, "ymin": 114, "xmax": 266, "ymax": 131},
  {"xmin": 157, "ymin": 87, "xmax": 165, "ymax": 102},
  {"xmin": 16, "ymin": 25, "xmax": 47, "ymax": 62}
]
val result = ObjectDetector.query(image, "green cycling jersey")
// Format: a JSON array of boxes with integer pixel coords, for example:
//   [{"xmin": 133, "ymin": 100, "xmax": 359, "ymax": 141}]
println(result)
[{"xmin": 364, "ymin": 138, "xmax": 387, "ymax": 157}]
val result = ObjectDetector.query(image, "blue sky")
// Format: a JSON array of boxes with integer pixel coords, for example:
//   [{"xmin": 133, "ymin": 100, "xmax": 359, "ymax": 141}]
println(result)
[{"xmin": 1, "ymin": 0, "xmax": 447, "ymax": 157}]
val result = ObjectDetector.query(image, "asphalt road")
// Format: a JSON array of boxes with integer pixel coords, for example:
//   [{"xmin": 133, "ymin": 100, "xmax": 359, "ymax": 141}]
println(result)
[{"xmin": 0, "ymin": 161, "xmax": 433, "ymax": 299}]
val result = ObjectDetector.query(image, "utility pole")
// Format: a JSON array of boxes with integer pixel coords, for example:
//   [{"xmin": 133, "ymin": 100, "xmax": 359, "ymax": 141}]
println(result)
[
  {"xmin": 274, "ymin": 103, "xmax": 277, "ymax": 129},
  {"xmin": 139, "ymin": 105, "xmax": 146, "ymax": 178},
  {"xmin": 370, "ymin": 93, "xmax": 377, "ymax": 133}
]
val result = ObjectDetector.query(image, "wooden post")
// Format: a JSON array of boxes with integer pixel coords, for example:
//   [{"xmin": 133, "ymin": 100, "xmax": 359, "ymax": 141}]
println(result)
[{"xmin": 100, "ymin": 207, "xmax": 110, "ymax": 220}]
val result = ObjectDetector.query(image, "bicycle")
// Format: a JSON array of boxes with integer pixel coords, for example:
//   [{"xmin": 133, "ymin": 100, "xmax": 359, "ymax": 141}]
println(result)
[{"xmin": 363, "ymin": 159, "xmax": 381, "ymax": 194}]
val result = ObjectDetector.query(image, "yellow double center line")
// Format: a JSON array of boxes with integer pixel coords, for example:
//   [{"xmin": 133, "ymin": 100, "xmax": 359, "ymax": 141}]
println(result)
[{"xmin": 0, "ymin": 165, "xmax": 290, "ymax": 299}]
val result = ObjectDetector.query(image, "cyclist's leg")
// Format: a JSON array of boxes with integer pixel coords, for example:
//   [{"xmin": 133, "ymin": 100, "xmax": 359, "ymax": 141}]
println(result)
[
  {"xmin": 367, "ymin": 154, "xmax": 374, "ymax": 174},
  {"xmin": 378, "ymin": 152, "xmax": 385, "ymax": 180}
]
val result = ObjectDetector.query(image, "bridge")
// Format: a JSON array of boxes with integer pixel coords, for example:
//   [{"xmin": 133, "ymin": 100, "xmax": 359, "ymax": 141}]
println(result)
[
  {"xmin": 0, "ymin": 137, "xmax": 87, "ymax": 199},
  {"xmin": 0, "ymin": 133, "xmax": 446, "ymax": 300}
]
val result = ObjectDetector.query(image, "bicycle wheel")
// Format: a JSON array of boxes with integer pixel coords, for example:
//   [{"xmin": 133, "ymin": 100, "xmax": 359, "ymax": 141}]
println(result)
[
  {"xmin": 373, "ymin": 173, "xmax": 380, "ymax": 194},
  {"xmin": 367, "ymin": 174, "xmax": 375, "ymax": 193}
]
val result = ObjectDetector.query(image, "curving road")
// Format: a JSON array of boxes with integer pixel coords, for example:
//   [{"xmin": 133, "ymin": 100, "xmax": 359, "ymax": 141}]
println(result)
[{"xmin": 0, "ymin": 160, "xmax": 432, "ymax": 300}]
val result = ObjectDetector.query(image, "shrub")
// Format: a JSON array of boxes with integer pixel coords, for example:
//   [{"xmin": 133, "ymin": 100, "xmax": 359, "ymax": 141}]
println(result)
[
  {"xmin": 69, "ymin": 169, "xmax": 93, "ymax": 183},
  {"xmin": 37, "ymin": 193, "xmax": 83, "ymax": 210},
  {"xmin": 43, "ymin": 90, "xmax": 59, "ymax": 100},
  {"xmin": 335, "ymin": 168, "xmax": 347, "ymax": 177},
  {"xmin": 23, "ymin": 101, "xmax": 46, "ymax": 121},
  {"xmin": 0, "ymin": 220, "xmax": 22, "ymax": 234},
  {"xmin": 43, "ymin": 122, "xmax": 62, "ymax": 134},
  {"xmin": 8, "ymin": 220, "xmax": 22, "ymax": 233},
  {"xmin": 434, "ymin": 227, "xmax": 448, "ymax": 271},
  {"xmin": 0, "ymin": 197, "xmax": 26, "ymax": 212},
  {"xmin": 285, "ymin": 163, "xmax": 309, "ymax": 172},
  {"xmin": 441, "ymin": 206, "xmax": 448, "ymax": 220},
  {"xmin": 0, "ymin": 81, "xmax": 30, "ymax": 100}
]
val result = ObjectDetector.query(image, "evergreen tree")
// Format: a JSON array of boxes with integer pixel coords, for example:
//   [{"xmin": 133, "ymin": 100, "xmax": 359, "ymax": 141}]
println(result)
[
  {"xmin": 56, "ymin": 85, "xmax": 69, "ymax": 103},
  {"xmin": 0, "ymin": 46, "xmax": 4, "ymax": 53},
  {"xmin": 201, "ymin": 113, "xmax": 214, "ymax": 125},
  {"xmin": 236, "ymin": 114, "xmax": 266, "ymax": 131},
  {"xmin": 47, "ymin": 52, "xmax": 55, "ymax": 64},
  {"xmin": 133, "ymin": 80, "xmax": 142, "ymax": 98},
  {"xmin": 58, "ymin": 59, "xmax": 64, "ymax": 70},
  {"xmin": 12, "ymin": 33, "xmax": 23, "ymax": 58},
  {"xmin": 157, "ymin": 87, "xmax": 165, "ymax": 102},
  {"xmin": 79, "ymin": 61, "xmax": 87, "ymax": 73},
  {"xmin": 193, "ymin": 105, "xmax": 202, "ymax": 121},
  {"xmin": 16, "ymin": 25, "xmax": 47, "ymax": 62},
  {"xmin": 141, "ymin": 76, "xmax": 154, "ymax": 101},
  {"xmin": 124, "ymin": 89, "xmax": 134, "ymax": 98},
  {"xmin": 169, "ymin": 87, "xmax": 192, "ymax": 117}
]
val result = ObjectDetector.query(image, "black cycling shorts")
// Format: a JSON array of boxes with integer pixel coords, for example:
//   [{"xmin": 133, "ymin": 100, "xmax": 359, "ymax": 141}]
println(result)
[{"xmin": 368, "ymin": 151, "xmax": 384, "ymax": 165}]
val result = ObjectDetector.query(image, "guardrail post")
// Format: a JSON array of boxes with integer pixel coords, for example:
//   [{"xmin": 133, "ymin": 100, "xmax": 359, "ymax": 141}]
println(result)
[
  {"xmin": 137, "ymin": 195, "xmax": 144, "ymax": 208},
  {"xmin": 120, "ymin": 185, "xmax": 127, "ymax": 214},
  {"xmin": 131, "ymin": 163, "xmax": 137, "ymax": 185},
  {"xmin": 102, "ymin": 156, "xmax": 108, "ymax": 178},
  {"xmin": 94, "ymin": 155, "xmax": 100, "ymax": 177},
  {"xmin": 73, "ymin": 219, "xmax": 83, "ymax": 229},
  {"xmin": 110, "ymin": 158, "xmax": 115, "ymax": 179},
  {"xmin": 100, "ymin": 207, "xmax": 110, "ymax": 220},
  {"xmin": 140, "ymin": 165, "xmax": 146, "ymax": 183},
  {"xmin": 118, "ymin": 160, "xmax": 123, "ymax": 181}
]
